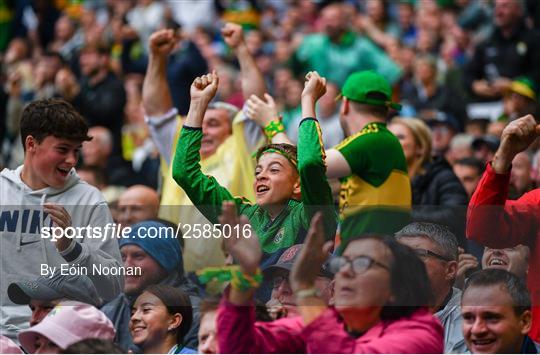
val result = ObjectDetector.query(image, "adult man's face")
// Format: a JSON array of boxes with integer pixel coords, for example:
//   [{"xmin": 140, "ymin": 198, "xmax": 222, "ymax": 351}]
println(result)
[
  {"xmin": 82, "ymin": 128, "xmax": 111, "ymax": 167},
  {"xmin": 494, "ymin": 0, "xmax": 522, "ymax": 29},
  {"xmin": 510, "ymin": 152, "xmax": 532, "ymax": 195},
  {"xmin": 431, "ymin": 124, "xmax": 455, "ymax": 155},
  {"xmin": 121, "ymin": 244, "xmax": 167, "ymax": 296},
  {"xmin": 461, "ymin": 284, "xmax": 531, "ymax": 353},
  {"xmin": 79, "ymin": 49, "xmax": 105, "ymax": 78},
  {"xmin": 116, "ymin": 186, "xmax": 159, "ymax": 228},
  {"xmin": 398, "ymin": 236, "xmax": 456, "ymax": 304},
  {"xmin": 321, "ymin": 5, "xmax": 346, "ymax": 41},
  {"xmin": 482, "ymin": 246, "xmax": 529, "ymax": 280},
  {"xmin": 29, "ymin": 299, "xmax": 61, "ymax": 326},
  {"xmin": 453, "ymin": 164, "xmax": 481, "ymax": 198},
  {"xmin": 269, "ymin": 269, "xmax": 332, "ymax": 315},
  {"xmin": 200, "ymin": 108, "xmax": 232, "ymax": 159}
]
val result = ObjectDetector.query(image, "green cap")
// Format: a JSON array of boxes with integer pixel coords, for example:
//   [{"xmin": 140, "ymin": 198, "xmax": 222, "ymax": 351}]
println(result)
[
  {"xmin": 339, "ymin": 71, "xmax": 402, "ymax": 110},
  {"xmin": 508, "ymin": 76, "xmax": 537, "ymax": 101}
]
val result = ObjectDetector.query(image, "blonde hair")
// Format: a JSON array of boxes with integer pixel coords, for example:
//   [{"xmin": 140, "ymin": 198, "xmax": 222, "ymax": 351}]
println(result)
[{"xmin": 390, "ymin": 117, "xmax": 432, "ymax": 176}]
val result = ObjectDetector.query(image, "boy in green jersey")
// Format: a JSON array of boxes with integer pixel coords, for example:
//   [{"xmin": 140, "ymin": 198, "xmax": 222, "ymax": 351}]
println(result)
[{"xmin": 172, "ymin": 71, "xmax": 336, "ymax": 270}]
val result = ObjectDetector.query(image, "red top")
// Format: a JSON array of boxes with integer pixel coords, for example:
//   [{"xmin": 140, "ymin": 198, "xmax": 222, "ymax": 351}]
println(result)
[{"xmin": 467, "ymin": 163, "xmax": 540, "ymax": 341}]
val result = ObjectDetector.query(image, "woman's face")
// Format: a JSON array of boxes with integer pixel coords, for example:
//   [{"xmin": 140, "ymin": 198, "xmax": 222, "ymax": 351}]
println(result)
[
  {"xmin": 388, "ymin": 122, "xmax": 418, "ymax": 164},
  {"xmin": 334, "ymin": 239, "xmax": 393, "ymax": 317},
  {"xmin": 130, "ymin": 291, "xmax": 178, "ymax": 349}
]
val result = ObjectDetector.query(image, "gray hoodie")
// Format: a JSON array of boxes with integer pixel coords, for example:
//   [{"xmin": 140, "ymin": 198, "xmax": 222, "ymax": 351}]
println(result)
[{"xmin": 0, "ymin": 166, "xmax": 123, "ymax": 339}]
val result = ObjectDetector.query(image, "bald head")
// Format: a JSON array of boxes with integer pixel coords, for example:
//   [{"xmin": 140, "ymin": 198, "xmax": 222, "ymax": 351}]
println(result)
[
  {"xmin": 117, "ymin": 185, "xmax": 160, "ymax": 228},
  {"xmin": 82, "ymin": 126, "xmax": 112, "ymax": 167}
]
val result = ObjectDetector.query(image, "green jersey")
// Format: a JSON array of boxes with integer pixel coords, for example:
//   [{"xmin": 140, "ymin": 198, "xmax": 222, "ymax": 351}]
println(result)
[
  {"xmin": 335, "ymin": 122, "xmax": 411, "ymax": 251},
  {"xmin": 172, "ymin": 118, "xmax": 337, "ymax": 269}
]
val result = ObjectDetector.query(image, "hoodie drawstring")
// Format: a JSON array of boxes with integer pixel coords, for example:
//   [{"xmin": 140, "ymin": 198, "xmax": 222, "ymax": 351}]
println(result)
[{"xmin": 40, "ymin": 194, "xmax": 49, "ymax": 263}]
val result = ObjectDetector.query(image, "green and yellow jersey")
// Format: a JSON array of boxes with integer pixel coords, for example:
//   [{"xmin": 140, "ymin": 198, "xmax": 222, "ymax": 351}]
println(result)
[{"xmin": 335, "ymin": 122, "xmax": 411, "ymax": 251}]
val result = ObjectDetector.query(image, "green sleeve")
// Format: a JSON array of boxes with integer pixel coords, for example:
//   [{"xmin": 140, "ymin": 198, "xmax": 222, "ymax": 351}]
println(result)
[
  {"xmin": 171, "ymin": 126, "xmax": 248, "ymax": 223},
  {"xmin": 297, "ymin": 118, "xmax": 337, "ymax": 240}
]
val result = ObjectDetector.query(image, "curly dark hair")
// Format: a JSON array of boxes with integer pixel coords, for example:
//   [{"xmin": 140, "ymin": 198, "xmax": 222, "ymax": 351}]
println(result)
[{"xmin": 20, "ymin": 98, "xmax": 91, "ymax": 151}]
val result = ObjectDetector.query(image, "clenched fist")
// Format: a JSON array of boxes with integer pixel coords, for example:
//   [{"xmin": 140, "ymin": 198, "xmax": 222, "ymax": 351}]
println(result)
[
  {"xmin": 493, "ymin": 114, "xmax": 540, "ymax": 173},
  {"xmin": 190, "ymin": 71, "xmax": 219, "ymax": 103},
  {"xmin": 221, "ymin": 23, "xmax": 244, "ymax": 50}
]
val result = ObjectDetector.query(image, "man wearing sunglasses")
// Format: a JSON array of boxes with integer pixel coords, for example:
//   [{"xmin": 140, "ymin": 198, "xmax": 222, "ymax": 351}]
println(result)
[{"xmin": 396, "ymin": 222, "xmax": 467, "ymax": 353}]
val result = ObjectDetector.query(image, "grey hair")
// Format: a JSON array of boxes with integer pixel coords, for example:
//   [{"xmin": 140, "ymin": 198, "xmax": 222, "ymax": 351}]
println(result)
[
  {"xmin": 449, "ymin": 133, "xmax": 473, "ymax": 150},
  {"xmin": 395, "ymin": 222, "xmax": 458, "ymax": 261},
  {"xmin": 463, "ymin": 269, "xmax": 531, "ymax": 315},
  {"xmin": 208, "ymin": 102, "xmax": 239, "ymax": 122}
]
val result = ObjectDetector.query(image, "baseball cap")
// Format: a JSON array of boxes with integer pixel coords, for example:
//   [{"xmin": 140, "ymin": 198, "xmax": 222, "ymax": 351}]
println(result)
[
  {"xmin": 263, "ymin": 244, "xmax": 333, "ymax": 279},
  {"xmin": 507, "ymin": 76, "xmax": 537, "ymax": 101},
  {"xmin": 8, "ymin": 273, "xmax": 102, "ymax": 307},
  {"xmin": 18, "ymin": 301, "xmax": 115, "ymax": 353},
  {"xmin": 472, "ymin": 135, "xmax": 500, "ymax": 152},
  {"xmin": 0, "ymin": 335, "xmax": 23, "ymax": 354},
  {"xmin": 424, "ymin": 111, "xmax": 462, "ymax": 132},
  {"xmin": 338, "ymin": 71, "xmax": 402, "ymax": 110}
]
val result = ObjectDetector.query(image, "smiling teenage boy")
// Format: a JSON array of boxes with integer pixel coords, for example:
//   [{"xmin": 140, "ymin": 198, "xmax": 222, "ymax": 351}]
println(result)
[
  {"xmin": 172, "ymin": 71, "xmax": 337, "ymax": 273},
  {"xmin": 0, "ymin": 98, "xmax": 122, "ymax": 339}
]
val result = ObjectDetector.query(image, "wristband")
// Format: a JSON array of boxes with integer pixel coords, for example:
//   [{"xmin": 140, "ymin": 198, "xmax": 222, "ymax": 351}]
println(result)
[
  {"xmin": 264, "ymin": 119, "xmax": 285, "ymax": 139},
  {"xmin": 196, "ymin": 266, "xmax": 263, "ymax": 292}
]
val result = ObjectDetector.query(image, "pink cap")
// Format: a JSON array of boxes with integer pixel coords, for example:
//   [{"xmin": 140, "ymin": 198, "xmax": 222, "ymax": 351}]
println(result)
[
  {"xmin": 18, "ymin": 301, "xmax": 115, "ymax": 353},
  {"xmin": 0, "ymin": 335, "xmax": 23, "ymax": 354}
]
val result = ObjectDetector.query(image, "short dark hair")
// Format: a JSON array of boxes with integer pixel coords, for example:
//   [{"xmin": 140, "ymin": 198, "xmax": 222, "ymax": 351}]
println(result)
[
  {"xmin": 256, "ymin": 143, "xmax": 298, "ymax": 169},
  {"xmin": 143, "ymin": 285, "xmax": 193, "ymax": 346},
  {"xmin": 20, "ymin": 99, "xmax": 91, "ymax": 151},
  {"xmin": 463, "ymin": 269, "xmax": 531, "ymax": 315},
  {"xmin": 350, "ymin": 234, "xmax": 433, "ymax": 320},
  {"xmin": 62, "ymin": 338, "xmax": 124, "ymax": 354},
  {"xmin": 454, "ymin": 157, "xmax": 485, "ymax": 175},
  {"xmin": 349, "ymin": 92, "xmax": 390, "ymax": 119}
]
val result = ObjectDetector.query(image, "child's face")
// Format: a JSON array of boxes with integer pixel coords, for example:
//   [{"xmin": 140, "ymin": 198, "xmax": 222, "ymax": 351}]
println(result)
[
  {"xmin": 254, "ymin": 152, "xmax": 299, "ymax": 208},
  {"xmin": 28, "ymin": 136, "xmax": 81, "ymax": 189}
]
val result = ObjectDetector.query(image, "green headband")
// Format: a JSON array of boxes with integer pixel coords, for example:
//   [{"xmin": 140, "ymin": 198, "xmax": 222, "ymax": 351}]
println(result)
[{"xmin": 257, "ymin": 148, "xmax": 298, "ymax": 168}]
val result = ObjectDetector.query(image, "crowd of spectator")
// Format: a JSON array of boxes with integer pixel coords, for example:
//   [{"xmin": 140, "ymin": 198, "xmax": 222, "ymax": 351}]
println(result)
[{"xmin": 1, "ymin": 0, "xmax": 540, "ymax": 354}]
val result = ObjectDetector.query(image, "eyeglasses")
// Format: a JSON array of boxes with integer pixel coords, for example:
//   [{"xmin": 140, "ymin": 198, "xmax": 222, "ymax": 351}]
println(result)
[
  {"xmin": 413, "ymin": 248, "xmax": 452, "ymax": 262},
  {"xmin": 328, "ymin": 255, "xmax": 389, "ymax": 275}
]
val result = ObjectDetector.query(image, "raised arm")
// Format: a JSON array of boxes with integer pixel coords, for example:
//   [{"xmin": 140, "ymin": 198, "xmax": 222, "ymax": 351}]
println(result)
[
  {"xmin": 142, "ymin": 30, "xmax": 179, "ymax": 164},
  {"xmin": 467, "ymin": 115, "xmax": 540, "ymax": 248},
  {"xmin": 171, "ymin": 73, "xmax": 244, "ymax": 223},
  {"xmin": 297, "ymin": 71, "xmax": 337, "ymax": 238},
  {"xmin": 221, "ymin": 23, "xmax": 266, "ymax": 100},
  {"xmin": 142, "ymin": 29, "xmax": 176, "ymax": 116},
  {"xmin": 218, "ymin": 202, "xmax": 305, "ymax": 354}
]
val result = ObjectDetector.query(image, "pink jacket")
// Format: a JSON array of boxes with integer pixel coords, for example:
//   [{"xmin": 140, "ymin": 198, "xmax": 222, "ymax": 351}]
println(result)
[{"xmin": 217, "ymin": 298, "xmax": 444, "ymax": 353}]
